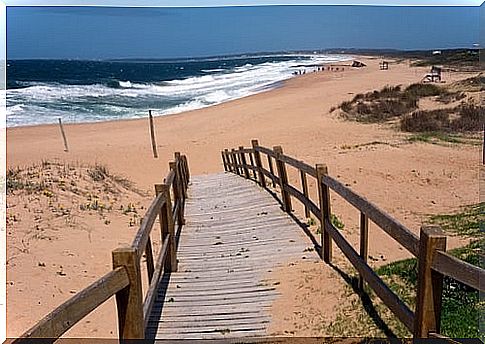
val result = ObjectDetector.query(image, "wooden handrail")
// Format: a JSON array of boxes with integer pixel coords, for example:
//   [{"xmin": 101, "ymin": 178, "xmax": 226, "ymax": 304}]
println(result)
[
  {"xmin": 322, "ymin": 174, "xmax": 420, "ymax": 256},
  {"xmin": 432, "ymin": 250, "xmax": 485, "ymax": 292},
  {"xmin": 17, "ymin": 153, "xmax": 190, "ymax": 341},
  {"xmin": 143, "ymin": 235, "xmax": 171, "ymax": 328},
  {"xmin": 222, "ymin": 140, "xmax": 485, "ymax": 338},
  {"xmin": 325, "ymin": 218, "xmax": 415, "ymax": 331},
  {"xmin": 131, "ymin": 192, "xmax": 167, "ymax": 258},
  {"xmin": 17, "ymin": 267, "xmax": 129, "ymax": 340}
]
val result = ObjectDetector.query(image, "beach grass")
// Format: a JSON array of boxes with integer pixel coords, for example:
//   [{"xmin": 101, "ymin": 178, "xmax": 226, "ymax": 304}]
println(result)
[
  {"xmin": 376, "ymin": 239, "xmax": 483, "ymax": 339},
  {"xmin": 328, "ymin": 204, "xmax": 483, "ymax": 338},
  {"xmin": 335, "ymin": 80, "xmax": 484, "ymax": 145}
]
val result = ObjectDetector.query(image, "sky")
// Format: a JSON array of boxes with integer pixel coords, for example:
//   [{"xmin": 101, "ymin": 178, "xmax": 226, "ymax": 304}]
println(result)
[
  {"xmin": 6, "ymin": 4, "xmax": 482, "ymax": 59},
  {"xmin": 4, "ymin": 1, "xmax": 484, "ymax": 6}
]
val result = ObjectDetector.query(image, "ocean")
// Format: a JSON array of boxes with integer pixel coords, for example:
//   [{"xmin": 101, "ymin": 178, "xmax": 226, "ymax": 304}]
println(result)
[{"xmin": 6, "ymin": 53, "xmax": 349, "ymax": 127}]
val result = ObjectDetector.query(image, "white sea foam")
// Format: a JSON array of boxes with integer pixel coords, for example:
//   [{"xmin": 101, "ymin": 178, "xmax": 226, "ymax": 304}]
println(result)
[
  {"xmin": 118, "ymin": 80, "xmax": 132, "ymax": 88},
  {"xmin": 201, "ymin": 68, "xmax": 226, "ymax": 73},
  {"xmin": 7, "ymin": 54, "xmax": 351, "ymax": 127}
]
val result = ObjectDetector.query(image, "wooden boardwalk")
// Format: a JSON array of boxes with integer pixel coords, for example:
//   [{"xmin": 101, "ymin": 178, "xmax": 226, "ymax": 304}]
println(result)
[
  {"xmin": 146, "ymin": 172, "xmax": 319, "ymax": 339},
  {"xmin": 19, "ymin": 145, "xmax": 484, "ymax": 341}
]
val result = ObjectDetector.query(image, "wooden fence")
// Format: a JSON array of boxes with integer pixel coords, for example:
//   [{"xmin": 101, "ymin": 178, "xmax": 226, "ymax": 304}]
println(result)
[
  {"xmin": 222, "ymin": 140, "xmax": 484, "ymax": 338},
  {"xmin": 15, "ymin": 153, "xmax": 190, "ymax": 342}
]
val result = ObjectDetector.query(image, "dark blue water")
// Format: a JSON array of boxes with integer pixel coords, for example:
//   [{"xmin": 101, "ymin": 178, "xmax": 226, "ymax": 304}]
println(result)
[{"xmin": 7, "ymin": 53, "xmax": 348, "ymax": 127}]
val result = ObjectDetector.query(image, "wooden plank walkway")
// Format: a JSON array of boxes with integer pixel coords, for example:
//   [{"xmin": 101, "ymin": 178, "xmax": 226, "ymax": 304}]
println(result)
[{"xmin": 146, "ymin": 172, "xmax": 320, "ymax": 339}]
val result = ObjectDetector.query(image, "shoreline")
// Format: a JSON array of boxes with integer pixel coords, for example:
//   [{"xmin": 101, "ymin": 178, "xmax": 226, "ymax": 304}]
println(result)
[
  {"xmin": 6, "ymin": 54, "xmax": 354, "ymax": 130},
  {"xmin": 6, "ymin": 75, "xmax": 293, "ymax": 131}
]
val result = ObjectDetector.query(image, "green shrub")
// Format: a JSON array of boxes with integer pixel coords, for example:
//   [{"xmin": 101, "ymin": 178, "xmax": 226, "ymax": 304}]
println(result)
[
  {"xmin": 400, "ymin": 109, "xmax": 451, "ymax": 132},
  {"xmin": 404, "ymin": 83, "xmax": 443, "ymax": 97},
  {"xmin": 451, "ymin": 104, "xmax": 485, "ymax": 132}
]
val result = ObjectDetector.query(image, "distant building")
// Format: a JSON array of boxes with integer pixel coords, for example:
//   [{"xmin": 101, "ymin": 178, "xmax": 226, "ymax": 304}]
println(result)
[{"xmin": 432, "ymin": 50, "xmax": 442, "ymax": 55}]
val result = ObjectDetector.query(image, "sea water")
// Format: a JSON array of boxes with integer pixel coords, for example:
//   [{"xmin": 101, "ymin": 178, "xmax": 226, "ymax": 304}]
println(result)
[{"xmin": 7, "ymin": 53, "xmax": 349, "ymax": 127}]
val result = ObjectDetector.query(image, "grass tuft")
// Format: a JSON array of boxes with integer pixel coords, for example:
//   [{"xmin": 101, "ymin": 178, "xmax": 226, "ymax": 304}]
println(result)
[{"xmin": 429, "ymin": 203, "xmax": 484, "ymax": 237}]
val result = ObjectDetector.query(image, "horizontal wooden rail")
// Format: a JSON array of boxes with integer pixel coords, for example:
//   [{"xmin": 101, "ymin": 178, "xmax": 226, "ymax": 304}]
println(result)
[
  {"xmin": 260, "ymin": 167, "xmax": 281, "ymax": 186},
  {"xmin": 254, "ymin": 145, "xmax": 277, "ymax": 158},
  {"xmin": 433, "ymin": 251, "xmax": 485, "ymax": 292},
  {"xmin": 18, "ymin": 267, "xmax": 129, "ymax": 340},
  {"xmin": 235, "ymin": 147, "xmax": 254, "ymax": 154},
  {"xmin": 284, "ymin": 184, "xmax": 320, "ymax": 218},
  {"xmin": 143, "ymin": 235, "xmax": 171, "ymax": 329},
  {"xmin": 322, "ymin": 174, "xmax": 420, "ymax": 256},
  {"xmin": 278, "ymin": 153, "xmax": 316, "ymax": 178},
  {"xmin": 223, "ymin": 140, "xmax": 484, "ymax": 338},
  {"xmin": 325, "ymin": 219, "xmax": 415, "ymax": 331},
  {"xmin": 164, "ymin": 170, "xmax": 176, "ymax": 186},
  {"xmin": 18, "ymin": 153, "xmax": 191, "ymax": 341},
  {"xmin": 131, "ymin": 192, "xmax": 167, "ymax": 259}
]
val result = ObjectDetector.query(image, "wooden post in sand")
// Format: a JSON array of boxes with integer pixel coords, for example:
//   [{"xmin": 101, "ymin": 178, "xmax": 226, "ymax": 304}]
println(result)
[
  {"xmin": 252, "ymin": 140, "xmax": 266, "ymax": 188},
  {"xmin": 112, "ymin": 247, "xmax": 144, "ymax": 339},
  {"xmin": 316, "ymin": 164, "xmax": 332, "ymax": 263},
  {"xmin": 148, "ymin": 110, "xmax": 158, "ymax": 158},
  {"xmin": 482, "ymin": 123, "xmax": 485, "ymax": 165},
  {"xmin": 58, "ymin": 118, "xmax": 69, "ymax": 152},
  {"xmin": 358, "ymin": 212, "xmax": 369, "ymax": 291},
  {"xmin": 273, "ymin": 146, "xmax": 292, "ymax": 213},
  {"xmin": 414, "ymin": 226, "xmax": 447, "ymax": 338}
]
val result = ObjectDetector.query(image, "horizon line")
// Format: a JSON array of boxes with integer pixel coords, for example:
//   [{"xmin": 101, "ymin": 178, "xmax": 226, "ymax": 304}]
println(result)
[
  {"xmin": 7, "ymin": 47, "xmax": 479, "ymax": 61},
  {"xmin": 4, "ymin": 1, "xmax": 484, "ymax": 7}
]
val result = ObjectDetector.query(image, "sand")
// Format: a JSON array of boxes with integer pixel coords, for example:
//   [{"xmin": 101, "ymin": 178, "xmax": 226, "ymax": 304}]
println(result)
[{"xmin": 6, "ymin": 57, "xmax": 482, "ymax": 338}]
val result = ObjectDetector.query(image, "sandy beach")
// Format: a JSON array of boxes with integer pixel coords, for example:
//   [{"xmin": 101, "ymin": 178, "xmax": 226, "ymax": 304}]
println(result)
[{"xmin": 6, "ymin": 56, "xmax": 481, "ymax": 337}]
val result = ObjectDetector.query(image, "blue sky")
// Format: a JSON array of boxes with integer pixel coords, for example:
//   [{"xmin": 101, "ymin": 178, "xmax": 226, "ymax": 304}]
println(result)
[
  {"xmin": 4, "ymin": 1, "xmax": 484, "ymax": 6},
  {"xmin": 6, "ymin": 4, "xmax": 481, "ymax": 59}
]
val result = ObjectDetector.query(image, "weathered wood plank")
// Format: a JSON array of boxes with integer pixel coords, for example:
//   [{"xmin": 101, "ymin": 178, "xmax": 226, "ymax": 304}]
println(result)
[
  {"xmin": 143, "ymin": 235, "xmax": 170, "ymax": 329},
  {"xmin": 278, "ymin": 153, "xmax": 316, "ymax": 178},
  {"xmin": 149, "ymin": 172, "xmax": 320, "ymax": 339},
  {"xmin": 20, "ymin": 267, "xmax": 129, "ymax": 339},
  {"xmin": 147, "ymin": 317, "xmax": 270, "ymax": 329},
  {"xmin": 432, "ymin": 250, "xmax": 485, "ymax": 292},
  {"xmin": 131, "ymin": 192, "xmax": 166, "ymax": 258},
  {"xmin": 322, "ymin": 174, "xmax": 420, "ymax": 256},
  {"xmin": 163, "ymin": 287, "xmax": 277, "ymax": 298},
  {"xmin": 414, "ymin": 226, "xmax": 446, "ymax": 337},
  {"xmin": 324, "ymin": 218, "xmax": 415, "ymax": 331}
]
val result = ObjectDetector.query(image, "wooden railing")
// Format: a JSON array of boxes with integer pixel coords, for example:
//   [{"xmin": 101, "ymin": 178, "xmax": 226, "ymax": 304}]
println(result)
[
  {"xmin": 222, "ymin": 140, "xmax": 485, "ymax": 338},
  {"xmin": 15, "ymin": 153, "xmax": 190, "ymax": 342}
]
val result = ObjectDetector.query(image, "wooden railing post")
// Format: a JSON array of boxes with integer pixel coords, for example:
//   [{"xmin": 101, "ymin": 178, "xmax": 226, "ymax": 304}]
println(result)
[
  {"xmin": 174, "ymin": 152, "xmax": 187, "ymax": 200},
  {"xmin": 239, "ymin": 146, "xmax": 250, "ymax": 179},
  {"xmin": 231, "ymin": 149, "xmax": 240, "ymax": 175},
  {"xmin": 182, "ymin": 155, "xmax": 190, "ymax": 184},
  {"xmin": 167, "ymin": 163, "xmax": 185, "ymax": 226},
  {"xmin": 148, "ymin": 110, "xmax": 158, "ymax": 158},
  {"xmin": 414, "ymin": 226, "xmax": 447, "ymax": 338},
  {"xmin": 156, "ymin": 183, "xmax": 178, "ymax": 273},
  {"xmin": 316, "ymin": 164, "xmax": 332, "ymax": 263},
  {"xmin": 252, "ymin": 140, "xmax": 266, "ymax": 188},
  {"xmin": 145, "ymin": 238, "xmax": 155, "ymax": 283},
  {"xmin": 249, "ymin": 152, "xmax": 257, "ymax": 179},
  {"xmin": 112, "ymin": 247, "xmax": 144, "ymax": 339},
  {"xmin": 221, "ymin": 151, "xmax": 228, "ymax": 172},
  {"xmin": 267, "ymin": 155, "xmax": 276, "ymax": 187},
  {"xmin": 273, "ymin": 146, "xmax": 292, "ymax": 213},
  {"xmin": 358, "ymin": 212, "xmax": 369, "ymax": 290},
  {"xmin": 300, "ymin": 170, "xmax": 310, "ymax": 218},
  {"xmin": 224, "ymin": 149, "xmax": 232, "ymax": 172}
]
